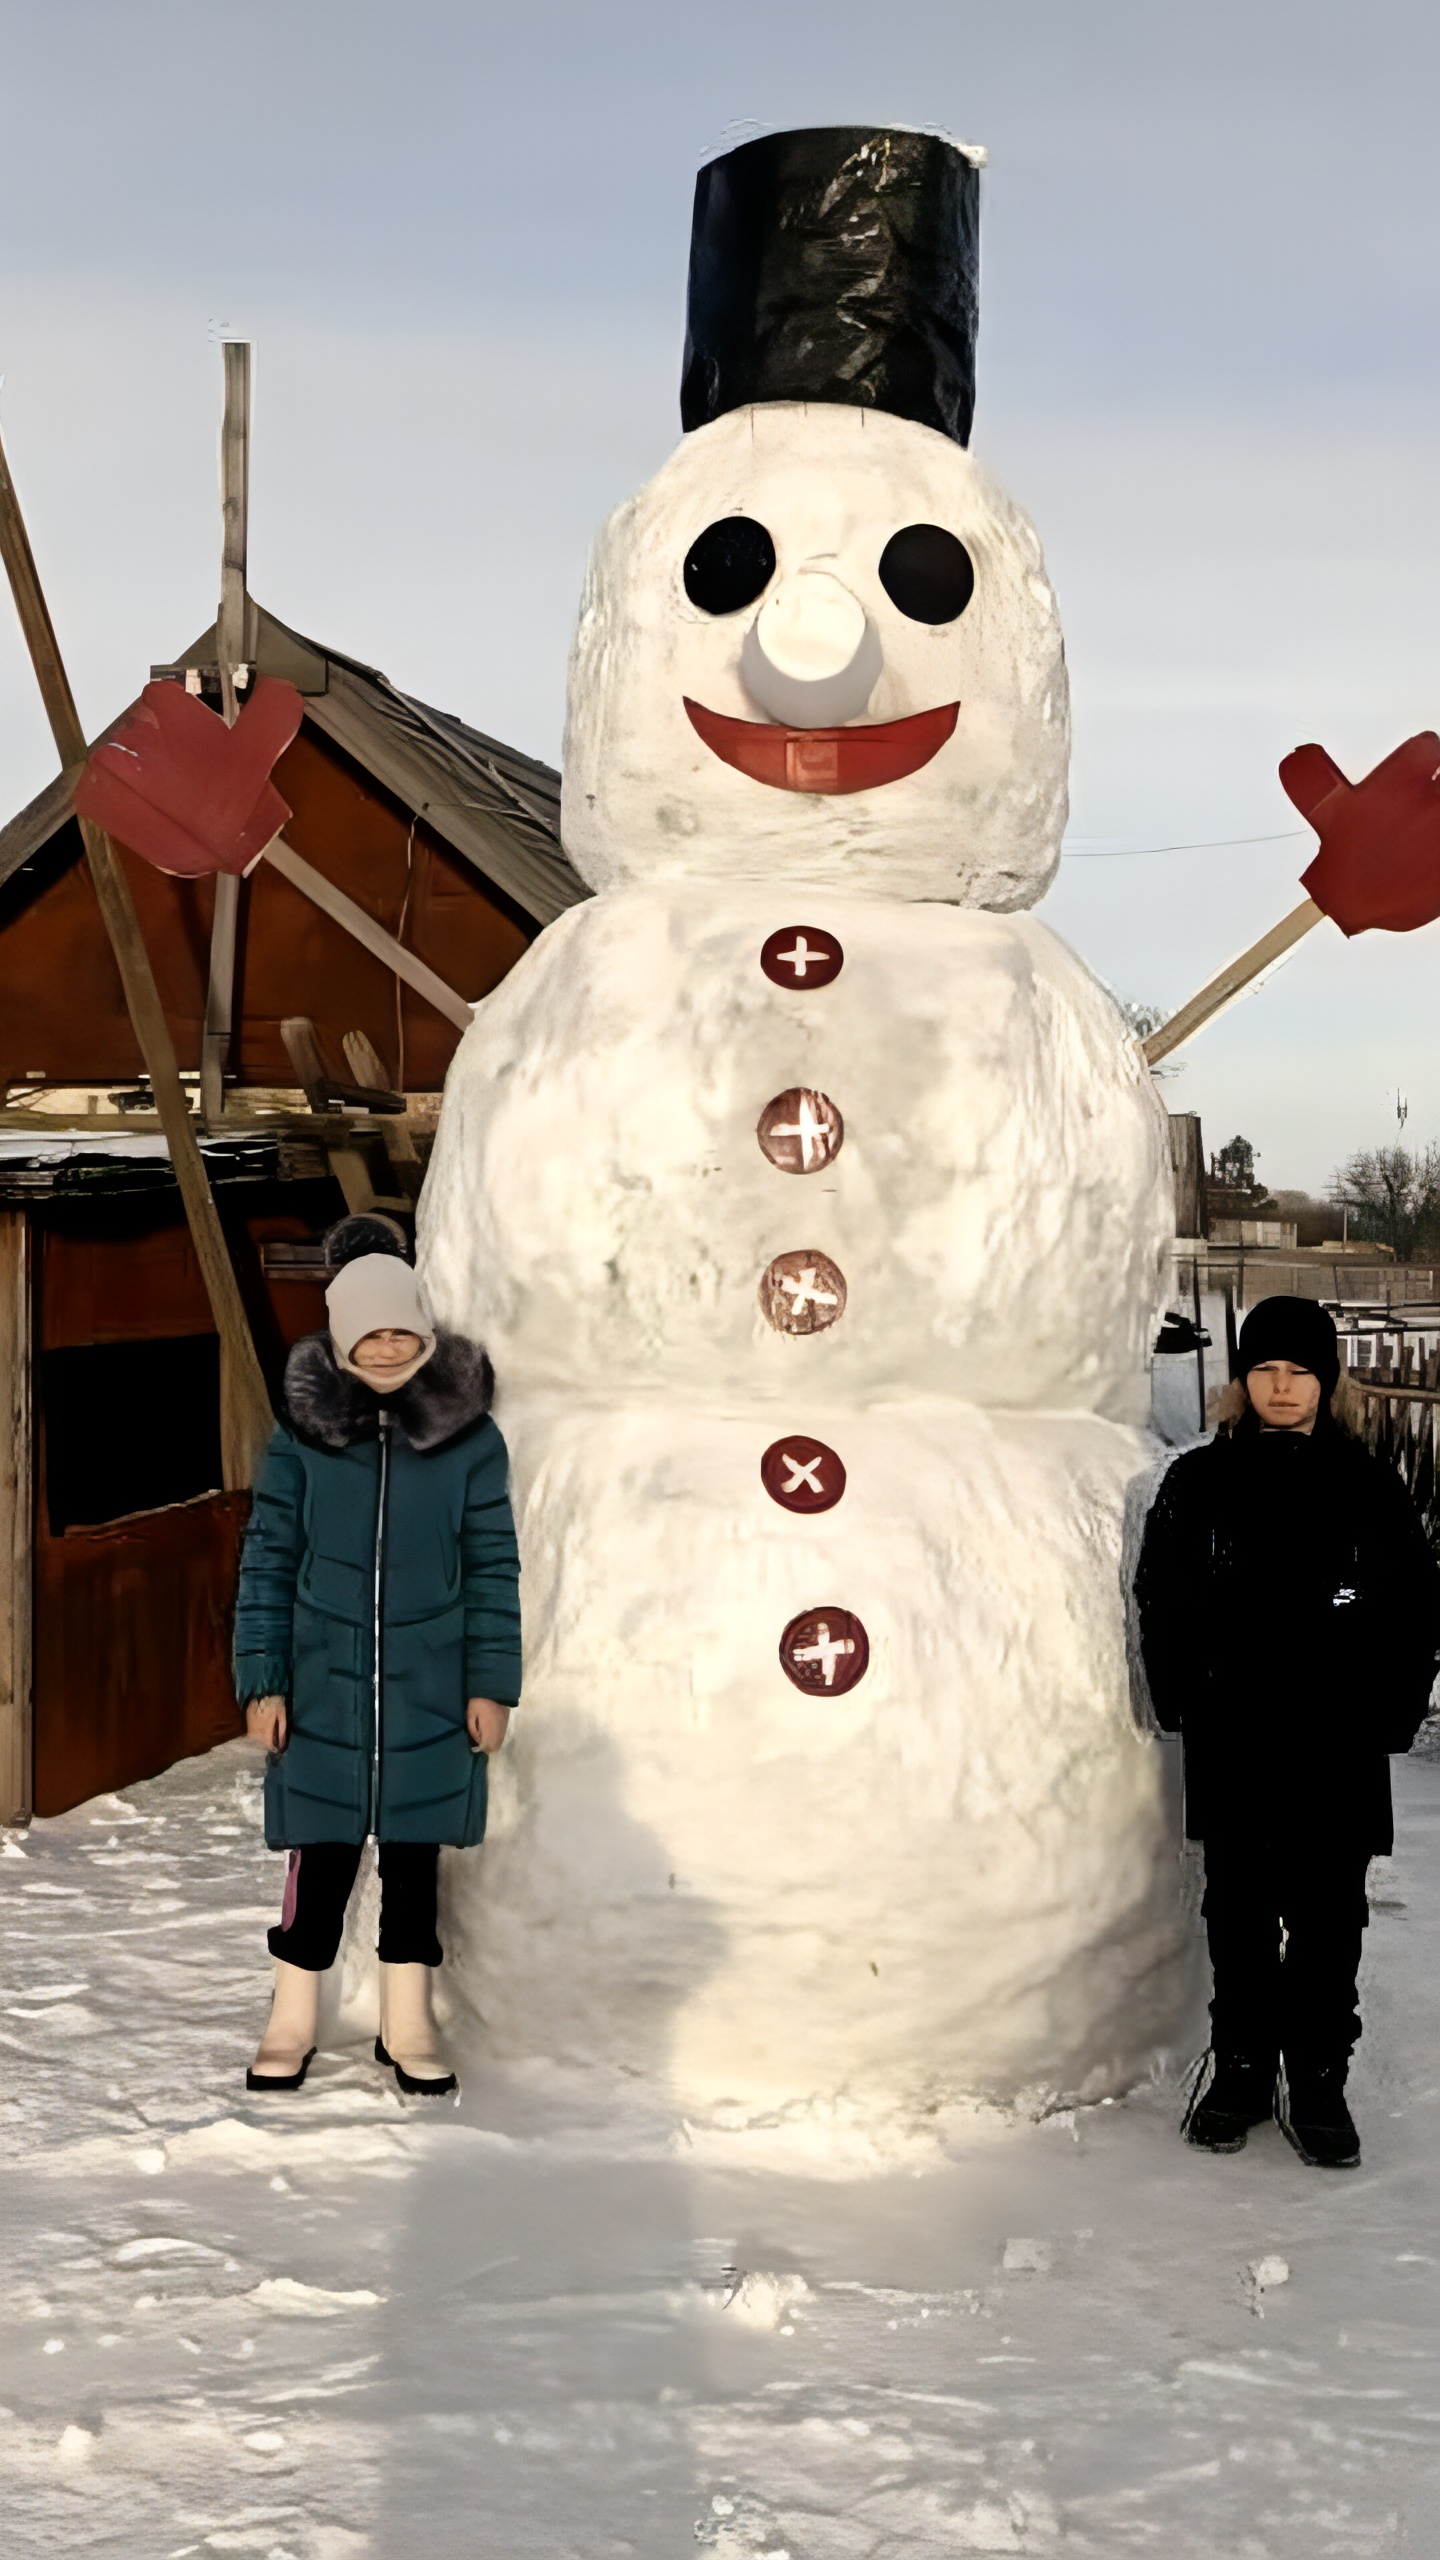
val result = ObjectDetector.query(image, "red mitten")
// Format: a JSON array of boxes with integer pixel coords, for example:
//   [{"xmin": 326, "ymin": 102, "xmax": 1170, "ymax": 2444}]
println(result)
[
  {"xmin": 75, "ymin": 675, "xmax": 304, "ymax": 877},
  {"xmin": 1281, "ymin": 730, "xmax": 1440, "ymax": 937}
]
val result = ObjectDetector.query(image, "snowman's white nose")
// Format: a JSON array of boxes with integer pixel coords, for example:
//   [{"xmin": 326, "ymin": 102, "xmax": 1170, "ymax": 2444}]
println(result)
[{"xmin": 740, "ymin": 569, "xmax": 883, "ymax": 728}]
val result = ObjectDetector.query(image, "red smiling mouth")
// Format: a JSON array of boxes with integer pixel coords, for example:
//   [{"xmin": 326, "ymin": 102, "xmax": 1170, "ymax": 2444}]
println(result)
[{"xmin": 683, "ymin": 697, "xmax": 960, "ymax": 795}]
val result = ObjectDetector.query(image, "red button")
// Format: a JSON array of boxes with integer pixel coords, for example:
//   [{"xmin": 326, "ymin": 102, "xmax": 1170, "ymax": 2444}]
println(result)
[
  {"xmin": 758, "ymin": 1250, "xmax": 847, "ymax": 1335},
  {"xmin": 760, "ymin": 1436, "xmax": 847, "ymax": 1513},
  {"xmin": 756, "ymin": 1088, "xmax": 844, "ymax": 1175},
  {"xmin": 760, "ymin": 927, "xmax": 844, "ymax": 989},
  {"xmin": 779, "ymin": 1607, "xmax": 869, "ymax": 1695}
]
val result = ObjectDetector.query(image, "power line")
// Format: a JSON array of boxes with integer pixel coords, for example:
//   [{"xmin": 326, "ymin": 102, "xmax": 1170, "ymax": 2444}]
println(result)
[{"xmin": 1064, "ymin": 828, "xmax": 1309, "ymax": 860}]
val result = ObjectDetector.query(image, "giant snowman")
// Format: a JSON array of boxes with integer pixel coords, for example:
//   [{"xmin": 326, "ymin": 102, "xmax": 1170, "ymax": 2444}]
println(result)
[{"xmin": 420, "ymin": 127, "xmax": 1192, "ymax": 2115}]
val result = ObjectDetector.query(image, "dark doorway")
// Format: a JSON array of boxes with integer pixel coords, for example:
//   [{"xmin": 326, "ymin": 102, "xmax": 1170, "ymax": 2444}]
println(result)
[{"xmin": 41, "ymin": 1334, "xmax": 223, "ymax": 1534}]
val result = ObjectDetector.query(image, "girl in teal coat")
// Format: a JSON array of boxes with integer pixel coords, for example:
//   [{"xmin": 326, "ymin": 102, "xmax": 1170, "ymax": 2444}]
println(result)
[{"xmin": 234, "ymin": 1216, "xmax": 521, "ymax": 2096}]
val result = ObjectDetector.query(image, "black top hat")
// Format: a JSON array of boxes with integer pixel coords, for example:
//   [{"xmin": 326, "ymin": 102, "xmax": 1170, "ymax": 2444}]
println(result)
[{"xmin": 680, "ymin": 126, "xmax": 982, "ymax": 447}]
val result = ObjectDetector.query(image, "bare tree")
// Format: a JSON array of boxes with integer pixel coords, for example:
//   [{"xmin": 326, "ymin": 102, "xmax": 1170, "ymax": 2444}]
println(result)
[
  {"xmin": 1114, "ymin": 994, "xmax": 1184, "ymax": 1077},
  {"xmin": 1332, "ymin": 1143, "xmax": 1440, "ymax": 1260},
  {"xmin": 1116, "ymin": 994, "xmax": 1167, "ymax": 1039}
]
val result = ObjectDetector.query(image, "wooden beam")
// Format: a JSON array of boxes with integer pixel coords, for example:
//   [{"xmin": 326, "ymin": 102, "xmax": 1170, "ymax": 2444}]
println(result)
[
  {"xmin": 201, "ymin": 875, "xmax": 240, "ymax": 1125},
  {"xmin": 278, "ymin": 1015, "xmax": 331, "ymax": 1108},
  {"xmin": 0, "ymin": 1213, "xmax": 32, "ymax": 1825},
  {"xmin": 343, "ymin": 1027, "xmax": 405, "ymax": 1110},
  {"xmin": 0, "ymin": 423, "xmax": 274, "ymax": 1487},
  {"xmin": 1166, "ymin": 1111, "xmax": 1206, "ymax": 1239},
  {"xmin": 203, "ymin": 343, "xmax": 251, "ymax": 1124},
  {"xmin": 1142, "ymin": 899, "xmax": 1322, "ymax": 1068},
  {"xmin": 326, "ymin": 1144, "xmax": 383, "ymax": 1215},
  {"xmin": 345, "ymin": 1028, "xmax": 422, "ymax": 1203},
  {"xmin": 263, "ymin": 834, "xmax": 474, "ymax": 1031}
]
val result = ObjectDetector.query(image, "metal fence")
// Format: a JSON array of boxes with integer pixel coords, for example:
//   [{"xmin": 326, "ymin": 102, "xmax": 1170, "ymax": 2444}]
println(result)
[{"xmin": 1349, "ymin": 1352, "xmax": 1440, "ymax": 1554}]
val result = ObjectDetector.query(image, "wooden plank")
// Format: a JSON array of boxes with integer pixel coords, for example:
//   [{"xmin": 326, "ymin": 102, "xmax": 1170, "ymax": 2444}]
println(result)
[
  {"xmin": 203, "ymin": 345, "xmax": 251, "ymax": 1123},
  {"xmin": 0, "ymin": 422, "xmax": 274, "ymax": 1487},
  {"xmin": 1166, "ymin": 1111, "xmax": 1205, "ymax": 1237},
  {"xmin": 280, "ymin": 1014, "xmax": 412, "ymax": 1118},
  {"xmin": 1142, "ymin": 899, "xmax": 1323, "ymax": 1068},
  {"xmin": 0, "ymin": 438, "xmax": 77, "ymax": 757},
  {"xmin": 278, "ymin": 1014, "xmax": 330, "ymax": 1108},
  {"xmin": 263, "ymin": 834, "xmax": 474, "ymax": 1030},
  {"xmin": 216, "ymin": 342, "xmax": 251, "ymax": 689},
  {"xmin": 201, "ymin": 872, "xmax": 240, "ymax": 1124},
  {"xmin": 326, "ymin": 1145, "xmax": 381, "ymax": 1215},
  {"xmin": 344, "ymin": 1028, "xmax": 422, "ymax": 1202},
  {"xmin": 81, "ymin": 821, "xmax": 274, "ymax": 1485},
  {"xmin": 33, "ymin": 1491, "xmax": 247, "ymax": 1817},
  {"xmin": 0, "ymin": 1213, "xmax": 33, "ymax": 1823}
]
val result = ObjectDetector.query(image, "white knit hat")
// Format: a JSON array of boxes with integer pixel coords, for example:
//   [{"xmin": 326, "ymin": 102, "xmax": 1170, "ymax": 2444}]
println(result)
[{"xmin": 325, "ymin": 1252, "xmax": 431, "ymax": 1360}]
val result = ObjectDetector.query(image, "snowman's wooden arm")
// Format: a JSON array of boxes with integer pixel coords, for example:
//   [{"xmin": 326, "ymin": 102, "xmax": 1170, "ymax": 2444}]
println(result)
[
  {"xmin": 1141, "ymin": 730, "xmax": 1440, "ymax": 1070},
  {"xmin": 1140, "ymin": 898, "xmax": 1322, "ymax": 1066}
]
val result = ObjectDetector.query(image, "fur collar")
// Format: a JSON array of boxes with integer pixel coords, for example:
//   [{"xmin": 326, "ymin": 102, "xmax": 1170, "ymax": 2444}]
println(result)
[{"xmin": 283, "ymin": 1330, "xmax": 495, "ymax": 1454}]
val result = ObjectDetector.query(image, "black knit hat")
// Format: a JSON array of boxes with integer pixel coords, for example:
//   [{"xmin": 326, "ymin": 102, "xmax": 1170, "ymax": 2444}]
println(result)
[
  {"xmin": 680, "ymin": 127, "xmax": 983, "ymax": 445},
  {"xmin": 1236, "ymin": 1296, "xmax": 1340, "ymax": 1396},
  {"xmin": 323, "ymin": 1212, "xmax": 411, "ymax": 1270}
]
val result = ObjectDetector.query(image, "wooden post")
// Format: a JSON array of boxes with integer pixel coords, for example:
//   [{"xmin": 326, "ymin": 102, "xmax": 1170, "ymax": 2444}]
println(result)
[
  {"xmin": 0, "ymin": 1213, "xmax": 33, "ymax": 1825},
  {"xmin": 217, "ymin": 342, "xmax": 250, "ymax": 692},
  {"xmin": 1166, "ymin": 1112, "xmax": 1206, "ymax": 1238},
  {"xmin": 344, "ymin": 1028, "xmax": 423, "ymax": 1204},
  {"xmin": 201, "ymin": 872, "xmax": 240, "ymax": 1125},
  {"xmin": 202, "ymin": 341, "xmax": 250, "ymax": 1125},
  {"xmin": 0, "ymin": 424, "xmax": 274, "ymax": 1487},
  {"xmin": 1190, "ymin": 1256, "xmax": 1208, "ymax": 1432}
]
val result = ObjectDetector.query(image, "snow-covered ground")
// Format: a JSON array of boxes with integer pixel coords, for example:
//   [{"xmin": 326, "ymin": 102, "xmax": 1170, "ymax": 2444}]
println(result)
[{"xmin": 4, "ymin": 1736, "xmax": 1438, "ymax": 2558}]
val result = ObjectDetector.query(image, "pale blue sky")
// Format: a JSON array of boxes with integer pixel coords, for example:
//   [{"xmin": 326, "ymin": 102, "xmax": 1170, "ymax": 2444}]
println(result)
[{"xmin": 3, "ymin": 0, "xmax": 1437, "ymax": 1190}]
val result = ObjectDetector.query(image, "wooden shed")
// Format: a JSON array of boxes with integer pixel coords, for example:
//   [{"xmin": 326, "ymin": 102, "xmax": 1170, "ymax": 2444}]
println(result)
[{"xmin": 0, "ymin": 604, "xmax": 585, "ymax": 1822}]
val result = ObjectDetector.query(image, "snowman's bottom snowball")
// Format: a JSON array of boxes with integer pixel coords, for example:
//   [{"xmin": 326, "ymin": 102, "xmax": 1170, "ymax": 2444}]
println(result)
[{"xmin": 439, "ymin": 1400, "xmax": 1199, "ymax": 2114}]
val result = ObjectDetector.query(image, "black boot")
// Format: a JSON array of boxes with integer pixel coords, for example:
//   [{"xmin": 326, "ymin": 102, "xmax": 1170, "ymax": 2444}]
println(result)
[
  {"xmin": 1182, "ymin": 2051, "xmax": 1277, "ymax": 2152},
  {"xmin": 1278, "ymin": 2060, "xmax": 1360, "ymax": 2169}
]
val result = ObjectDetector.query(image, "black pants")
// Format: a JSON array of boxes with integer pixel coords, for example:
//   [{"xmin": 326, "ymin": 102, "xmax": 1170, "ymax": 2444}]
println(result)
[
  {"xmin": 267, "ymin": 1841, "xmax": 442, "ymax": 1972},
  {"xmin": 1202, "ymin": 1835, "xmax": 1370, "ymax": 2069}
]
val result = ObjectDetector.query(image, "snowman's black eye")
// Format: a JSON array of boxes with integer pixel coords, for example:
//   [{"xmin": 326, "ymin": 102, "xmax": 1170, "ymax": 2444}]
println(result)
[
  {"xmin": 683, "ymin": 516, "xmax": 777, "ymax": 615},
  {"xmin": 878, "ymin": 524, "xmax": 975, "ymax": 624}
]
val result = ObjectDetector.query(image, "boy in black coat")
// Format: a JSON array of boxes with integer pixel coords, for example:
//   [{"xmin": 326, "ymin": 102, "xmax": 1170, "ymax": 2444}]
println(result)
[{"xmin": 1134, "ymin": 1296, "xmax": 1440, "ymax": 2167}]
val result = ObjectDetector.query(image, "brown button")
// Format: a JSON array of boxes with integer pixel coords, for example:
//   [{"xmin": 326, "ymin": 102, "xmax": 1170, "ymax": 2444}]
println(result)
[
  {"xmin": 760, "ymin": 927, "xmax": 844, "ymax": 989},
  {"xmin": 756, "ymin": 1087, "xmax": 844, "ymax": 1175},
  {"xmin": 758, "ymin": 1249, "xmax": 847, "ymax": 1335},
  {"xmin": 760, "ymin": 1435, "xmax": 847, "ymax": 1513},
  {"xmin": 779, "ymin": 1607, "xmax": 870, "ymax": 1695}
]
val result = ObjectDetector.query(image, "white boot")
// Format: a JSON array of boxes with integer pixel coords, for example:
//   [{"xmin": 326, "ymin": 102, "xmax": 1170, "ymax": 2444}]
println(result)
[
  {"xmin": 247, "ymin": 1959, "xmax": 320, "ymax": 2091},
  {"xmin": 376, "ymin": 1962, "xmax": 457, "ymax": 2096}
]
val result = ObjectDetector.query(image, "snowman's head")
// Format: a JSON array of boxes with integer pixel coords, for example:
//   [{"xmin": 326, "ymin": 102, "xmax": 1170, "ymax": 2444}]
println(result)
[
  {"xmin": 561, "ymin": 400, "xmax": 1067, "ymax": 905},
  {"xmin": 560, "ymin": 125, "xmax": 1067, "ymax": 907}
]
